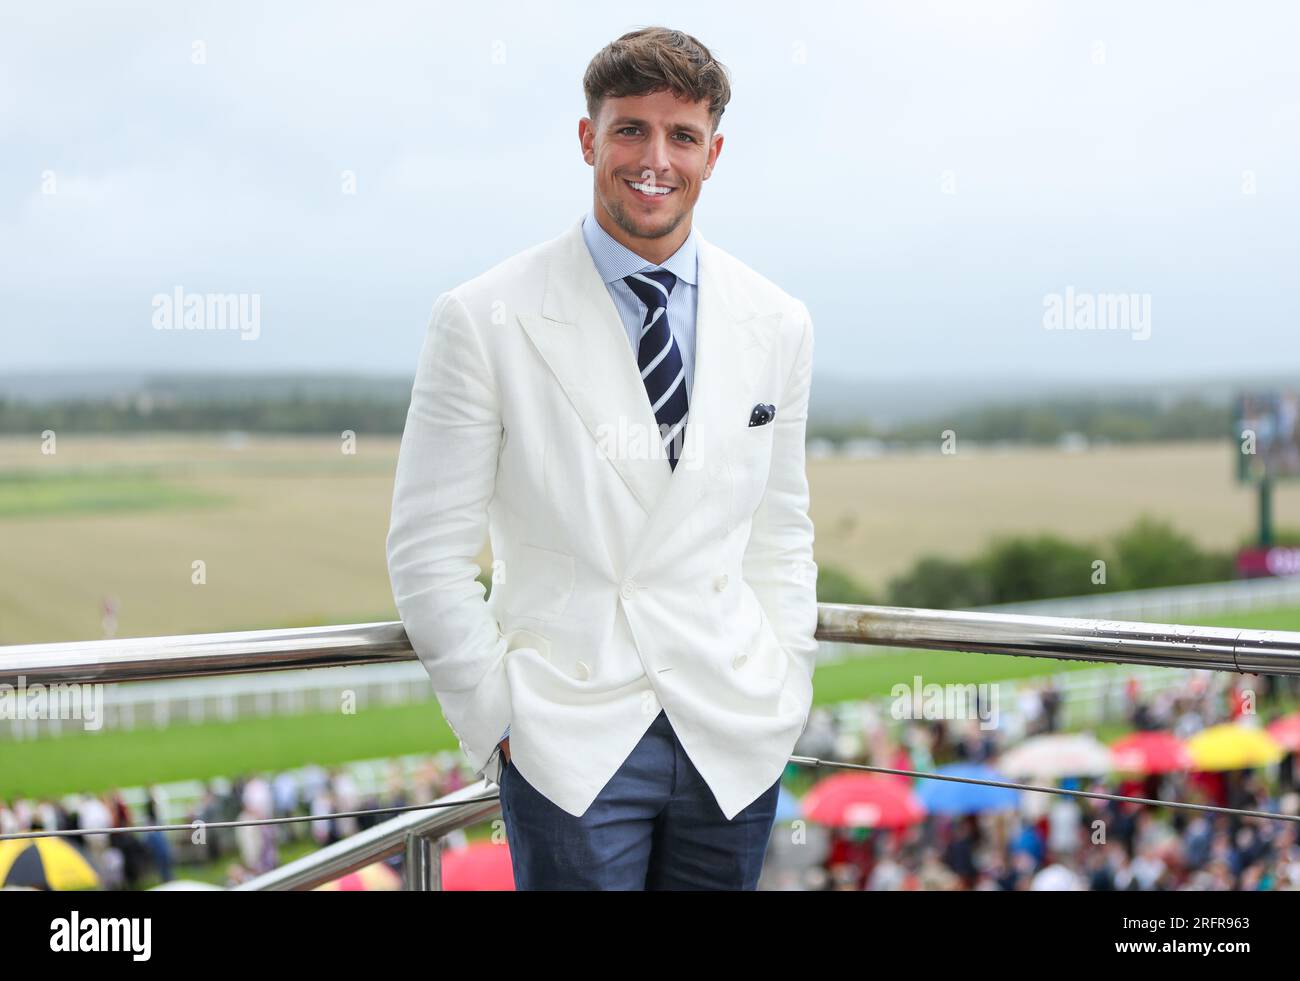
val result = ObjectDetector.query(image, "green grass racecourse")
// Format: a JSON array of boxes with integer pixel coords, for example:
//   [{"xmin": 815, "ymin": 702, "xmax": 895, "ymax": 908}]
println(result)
[{"xmin": 4, "ymin": 604, "xmax": 1297, "ymax": 801}]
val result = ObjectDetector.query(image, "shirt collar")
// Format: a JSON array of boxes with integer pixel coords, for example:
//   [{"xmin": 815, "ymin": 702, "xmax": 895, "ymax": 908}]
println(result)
[{"xmin": 582, "ymin": 209, "xmax": 698, "ymax": 287}]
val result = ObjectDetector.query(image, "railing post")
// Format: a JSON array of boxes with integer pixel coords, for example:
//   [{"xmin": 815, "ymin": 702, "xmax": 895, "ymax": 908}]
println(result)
[{"xmin": 404, "ymin": 831, "xmax": 442, "ymax": 890}]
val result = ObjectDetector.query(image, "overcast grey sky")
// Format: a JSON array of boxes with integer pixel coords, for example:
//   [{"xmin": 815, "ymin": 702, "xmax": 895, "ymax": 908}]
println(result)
[{"xmin": 2, "ymin": 0, "xmax": 1297, "ymax": 382}]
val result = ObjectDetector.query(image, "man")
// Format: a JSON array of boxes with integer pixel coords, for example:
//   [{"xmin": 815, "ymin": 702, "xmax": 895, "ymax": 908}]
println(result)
[{"xmin": 386, "ymin": 26, "xmax": 818, "ymax": 889}]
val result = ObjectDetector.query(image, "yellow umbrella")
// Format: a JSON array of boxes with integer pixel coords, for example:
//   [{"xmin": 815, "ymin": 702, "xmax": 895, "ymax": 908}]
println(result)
[
  {"xmin": 1187, "ymin": 723, "xmax": 1286, "ymax": 772},
  {"xmin": 0, "ymin": 837, "xmax": 100, "ymax": 891}
]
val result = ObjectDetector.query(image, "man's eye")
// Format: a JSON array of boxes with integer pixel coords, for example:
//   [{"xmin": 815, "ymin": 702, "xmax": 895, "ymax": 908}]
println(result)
[{"xmin": 614, "ymin": 127, "xmax": 694, "ymax": 142}]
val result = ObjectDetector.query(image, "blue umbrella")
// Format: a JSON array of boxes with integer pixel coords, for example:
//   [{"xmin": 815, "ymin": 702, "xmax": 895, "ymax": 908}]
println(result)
[{"xmin": 915, "ymin": 763, "xmax": 1020, "ymax": 815}]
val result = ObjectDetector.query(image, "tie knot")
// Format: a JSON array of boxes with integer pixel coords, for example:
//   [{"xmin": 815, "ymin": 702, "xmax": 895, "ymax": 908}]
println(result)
[{"xmin": 623, "ymin": 268, "xmax": 677, "ymax": 309}]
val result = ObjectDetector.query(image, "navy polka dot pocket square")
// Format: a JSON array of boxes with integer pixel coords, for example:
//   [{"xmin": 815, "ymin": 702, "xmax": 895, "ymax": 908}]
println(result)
[{"xmin": 748, "ymin": 403, "xmax": 776, "ymax": 427}]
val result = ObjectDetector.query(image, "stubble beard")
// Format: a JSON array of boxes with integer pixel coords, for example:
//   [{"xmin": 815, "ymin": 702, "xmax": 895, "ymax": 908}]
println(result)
[{"xmin": 604, "ymin": 185, "xmax": 686, "ymax": 242}]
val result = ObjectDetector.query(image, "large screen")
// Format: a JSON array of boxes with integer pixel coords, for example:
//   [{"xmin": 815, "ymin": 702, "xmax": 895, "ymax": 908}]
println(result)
[{"xmin": 1236, "ymin": 392, "xmax": 1300, "ymax": 482}]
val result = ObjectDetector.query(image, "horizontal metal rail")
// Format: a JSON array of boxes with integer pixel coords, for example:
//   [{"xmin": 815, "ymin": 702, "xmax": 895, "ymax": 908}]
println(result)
[
  {"xmin": 814, "ymin": 603, "xmax": 1300, "ymax": 676},
  {"xmin": 4, "ymin": 603, "xmax": 1300, "ymax": 686}
]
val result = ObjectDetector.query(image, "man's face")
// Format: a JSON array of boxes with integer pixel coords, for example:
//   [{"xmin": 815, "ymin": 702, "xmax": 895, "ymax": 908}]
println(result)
[{"xmin": 580, "ymin": 89, "xmax": 723, "ymax": 247}]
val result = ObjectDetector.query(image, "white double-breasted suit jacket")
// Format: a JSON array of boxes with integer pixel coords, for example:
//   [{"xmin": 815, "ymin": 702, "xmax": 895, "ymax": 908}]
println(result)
[{"xmin": 385, "ymin": 212, "xmax": 818, "ymax": 820}]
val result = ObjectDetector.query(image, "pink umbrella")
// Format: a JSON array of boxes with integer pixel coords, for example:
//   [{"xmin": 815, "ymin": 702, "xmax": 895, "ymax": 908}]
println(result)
[
  {"xmin": 1110, "ymin": 731, "xmax": 1193, "ymax": 774},
  {"xmin": 801, "ymin": 773, "xmax": 927, "ymax": 829},
  {"xmin": 441, "ymin": 840, "xmax": 516, "ymax": 891},
  {"xmin": 314, "ymin": 860, "xmax": 402, "ymax": 891}
]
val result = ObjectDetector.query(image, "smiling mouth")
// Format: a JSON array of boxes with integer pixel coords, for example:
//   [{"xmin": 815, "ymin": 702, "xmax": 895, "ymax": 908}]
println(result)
[{"xmin": 624, "ymin": 178, "xmax": 676, "ymax": 200}]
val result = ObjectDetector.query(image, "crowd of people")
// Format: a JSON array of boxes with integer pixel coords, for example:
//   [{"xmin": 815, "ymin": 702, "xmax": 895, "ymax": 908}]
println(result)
[
  {"xmin": 0, "ymin": 758, "xmax": 481, "ymax": 889},
  {"xmin": 778, "ymin": 670, "xmax": 1300, "ymax": 890}
]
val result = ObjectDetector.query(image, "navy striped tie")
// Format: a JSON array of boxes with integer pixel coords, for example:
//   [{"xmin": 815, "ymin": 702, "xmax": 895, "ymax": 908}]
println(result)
[{"xmin": 623, "ymin": 269, "xmax": 688, "ymax": 470}]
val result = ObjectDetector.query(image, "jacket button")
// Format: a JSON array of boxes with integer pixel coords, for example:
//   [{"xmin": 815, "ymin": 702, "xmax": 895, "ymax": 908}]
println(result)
[
  {"xmin": 620, "ymin": 580, "xmax": 637, "ymax": 600},
  {"xmin": 732, "ymin": 652, "xmax": 748, "ymax": 670},
  {"xmin": 714, "ymin": 574, "xmax": 729, "ymax": 592},
  {"xmin": 574, "ymin": 660, "xmax": 591, "ymax": 680}
]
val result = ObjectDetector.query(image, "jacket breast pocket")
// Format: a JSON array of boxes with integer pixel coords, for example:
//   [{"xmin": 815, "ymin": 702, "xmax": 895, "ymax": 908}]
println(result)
[
  {"xmin": 741, "ymin": 420, "xmax": 776, "ymax": 449},
  {"xmin": 737, "ymin": 402, "xmax": 777, "ymax": 457},
  {"xmin": 501, "ymin": 544, "xmax": 576, "ymax": 622}
]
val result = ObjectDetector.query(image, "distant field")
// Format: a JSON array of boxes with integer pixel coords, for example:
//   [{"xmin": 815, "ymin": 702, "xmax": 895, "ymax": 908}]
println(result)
[
  {"xmin": 0, "ymin": 469, "xmax": 229, "ymax": 518},
  {"xmin": 4, "ymin": 603, "xmax": 1298, "ymax": 800},
  {"xmin": 809, "ymin": 440, "xmax": 1291, "ymax": 592},
  {"xmin": 0, "ymin": 434, "xmax": 1294, "ymax": 644},
  {"xmin": 0, "ymin": 435, "xmax": 400, "ymax": 644}
]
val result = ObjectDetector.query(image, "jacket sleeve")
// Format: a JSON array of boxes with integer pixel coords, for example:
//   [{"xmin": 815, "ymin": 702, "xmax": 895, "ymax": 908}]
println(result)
[
  {"xmin": 740, "ymin": 301, "xmax": 819, "ymax": 686},
  {"xmin": 386, "ymin": 290, "xmax": 512, "ymax": 779}
]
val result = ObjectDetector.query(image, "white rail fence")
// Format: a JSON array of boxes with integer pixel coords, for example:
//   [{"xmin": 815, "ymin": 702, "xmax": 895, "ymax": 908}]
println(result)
[{"xmin": 977, "ymin": 575, "xmax": 1300, "ymax": 620}]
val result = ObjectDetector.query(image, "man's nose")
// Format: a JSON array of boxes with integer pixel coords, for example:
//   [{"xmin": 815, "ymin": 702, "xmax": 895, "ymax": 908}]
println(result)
[{"xmin": 639, "ymin": 131, "xmax": 673, "ymax": 176}]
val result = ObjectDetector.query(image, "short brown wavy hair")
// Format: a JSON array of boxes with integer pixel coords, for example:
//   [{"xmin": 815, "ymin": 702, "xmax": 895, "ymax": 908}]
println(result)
[{"xmin": 583, "ymin": 27, "xmax": 732, "ymax": 136}]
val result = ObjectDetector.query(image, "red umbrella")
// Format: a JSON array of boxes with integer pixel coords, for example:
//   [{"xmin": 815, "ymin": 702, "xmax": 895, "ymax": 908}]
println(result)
[
  {"xmin": 441, "ymin": 840, "xmax": 516, "ymax": 891},
  {"xmin": 1110, "ymin": 731, "xmax": 1193, "ymax": 774},
  {"xmin": 1110, "ymin": 731, "xmax": 1192, "ymax": 774},
  {"xmin": 801, "ymin": 773, "xmax": 927, "ymax": 829},
  {"xmin": 1267, "ymin": 713, "xmax": 1300, "ymax": 753}
]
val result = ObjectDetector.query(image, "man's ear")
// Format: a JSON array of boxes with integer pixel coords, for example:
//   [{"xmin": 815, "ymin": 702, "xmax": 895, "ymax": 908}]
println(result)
[{"xmin": 704, "ymin": 131, "xmax": 724, "ymax": 180}]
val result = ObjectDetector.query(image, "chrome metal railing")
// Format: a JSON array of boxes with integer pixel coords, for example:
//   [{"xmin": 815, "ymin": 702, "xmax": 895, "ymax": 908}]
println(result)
[{"xmin": 4, "ymin": 603, "xmax": 1300, "ymax": 890}]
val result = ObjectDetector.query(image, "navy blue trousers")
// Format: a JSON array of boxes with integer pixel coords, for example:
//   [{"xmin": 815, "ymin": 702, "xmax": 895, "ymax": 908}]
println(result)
[{"xmin": 498, "ymin": 709, "xmax": 781, "ymax": 890}]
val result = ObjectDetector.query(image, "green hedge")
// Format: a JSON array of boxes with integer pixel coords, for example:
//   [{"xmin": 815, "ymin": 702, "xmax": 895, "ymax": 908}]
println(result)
[{"xmin": 818, "ymin": 515, "xmax": 1249, "ymax": 608}]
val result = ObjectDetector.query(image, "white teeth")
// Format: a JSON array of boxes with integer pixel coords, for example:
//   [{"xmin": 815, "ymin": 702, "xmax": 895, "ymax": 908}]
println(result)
[{"xmin": 628, "ymin": 180, "xmax": 671, "ymax": 195}]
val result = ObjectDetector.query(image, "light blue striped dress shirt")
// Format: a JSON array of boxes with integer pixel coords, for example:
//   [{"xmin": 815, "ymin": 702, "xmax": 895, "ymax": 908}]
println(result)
[
  {"xmin": 580, "ymin": 208, "xmax": 700, "ymax": 402},
  {"xmin": 494, "ymin": 213, "xmax": 700, "ymax": 757}
]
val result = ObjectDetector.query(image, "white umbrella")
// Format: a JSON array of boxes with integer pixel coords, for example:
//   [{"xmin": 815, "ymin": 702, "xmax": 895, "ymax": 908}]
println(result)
[
  {"xmin": 1031, "ymin": 863, "xmax": 1083, "ymax": 890},
  {"xmin": 998, "ymin": 733, "xmax": 1112, "ymax": 778}
]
